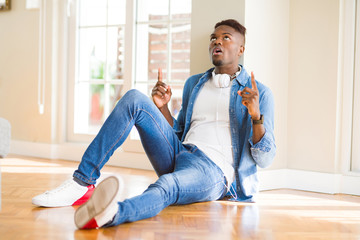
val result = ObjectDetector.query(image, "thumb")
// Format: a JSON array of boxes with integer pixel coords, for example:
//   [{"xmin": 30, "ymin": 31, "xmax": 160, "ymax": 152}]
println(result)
[{"xmin": 167, "ymin": 85, "xmax": 172, "ymax": 94}]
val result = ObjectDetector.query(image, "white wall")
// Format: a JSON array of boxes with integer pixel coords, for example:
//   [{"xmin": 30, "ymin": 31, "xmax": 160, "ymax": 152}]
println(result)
[
  {"xmin": 244, "ymin": 0, "xmax": 289, "ymax": 169},
  {"xmin": 244, "ymin": 0, "xmax": 341, "ymax": 173},
  {"xmin": 288, "ymin": 0, "xmax": 340, "ymax": 173},
  {"xmin": 0, "ymin": 0, "xmax": 53, "ymax": 142}
]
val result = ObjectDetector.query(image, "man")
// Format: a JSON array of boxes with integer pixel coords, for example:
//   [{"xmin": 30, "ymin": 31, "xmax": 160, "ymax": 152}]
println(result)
[{"xmin": 32, "ymin": 19, "xmax": 276, "ymax": 229}]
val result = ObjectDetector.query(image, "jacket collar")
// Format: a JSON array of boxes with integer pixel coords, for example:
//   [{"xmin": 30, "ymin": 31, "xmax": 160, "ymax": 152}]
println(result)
[{"xmin": 234, "ymin": 65, "xmax": 249, "ymax": 86}]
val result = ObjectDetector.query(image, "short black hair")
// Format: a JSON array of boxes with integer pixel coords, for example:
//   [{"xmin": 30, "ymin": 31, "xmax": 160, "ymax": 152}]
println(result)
[{"xmin": 214, "ymin": 19, "xmax": 246, "ymax": 43}]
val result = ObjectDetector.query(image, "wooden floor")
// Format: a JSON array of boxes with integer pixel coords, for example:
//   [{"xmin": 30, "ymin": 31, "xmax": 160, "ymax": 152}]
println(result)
[{"xmin": 1, "ymin": 155, "xmax": 360, "ymax": 240}]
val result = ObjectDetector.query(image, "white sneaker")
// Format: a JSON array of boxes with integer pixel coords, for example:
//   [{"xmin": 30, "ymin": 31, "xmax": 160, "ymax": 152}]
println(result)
[
  {"xmin": 74, "ymin": 176, "xmax": 120, "ymax": 229},
  {"xmin": 32, "ymin": 179, "xmax": 95, "ymax": 207}
]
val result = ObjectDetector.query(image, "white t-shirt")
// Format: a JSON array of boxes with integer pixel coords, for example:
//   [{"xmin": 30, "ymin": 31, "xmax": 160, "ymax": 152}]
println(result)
[{"xmin": 183, "ymin": 75, "xmax": 235, "ymax": 185}]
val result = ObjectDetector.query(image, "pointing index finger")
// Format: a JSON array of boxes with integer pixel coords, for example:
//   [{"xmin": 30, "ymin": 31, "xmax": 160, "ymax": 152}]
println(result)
[
  {"xmin": 251, "ymin": 71, "xmax": 258, "ymax": 91},
  {"xmin": 158, "ymin": 68, "xmax": 163, "ymax": 82}
]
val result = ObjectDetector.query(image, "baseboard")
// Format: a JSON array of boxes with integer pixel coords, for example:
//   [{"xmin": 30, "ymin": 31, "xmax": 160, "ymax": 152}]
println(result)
[
  {"xmin": 9, "ymin": 140, "xmax": 153, "ymax": 170},
  {"xmin": 9, "ymin": 140, "xmax": 360, "ymax": 196},
  {"xmin": 341, "ymin": 175, "xmax": 360, "ymax": 195},
  {"xmin": 258, "ymin": 169, "xmax": 342, "ymax": 193}
]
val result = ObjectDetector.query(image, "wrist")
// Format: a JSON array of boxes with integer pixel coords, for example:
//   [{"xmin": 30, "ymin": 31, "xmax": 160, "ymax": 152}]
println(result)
[
  {"xmin": 251, "ymin": 113, "xmax": 261, "ymax": 121},
  {"xmin": 159, "ymin": 104, "xmax": 169, "ymax": 112},
  {"xmin": 251, "ymin": 114, "xmax": 264, "ymax": 125}
]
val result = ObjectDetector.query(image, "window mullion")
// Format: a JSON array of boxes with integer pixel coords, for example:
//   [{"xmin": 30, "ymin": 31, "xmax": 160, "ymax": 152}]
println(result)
[
  {"xmin": 103, "ymin": 0, "xmax": 110, "ymax": 119},
  {"xmin": 123, "ymin": 0, "xmax": 135, "ymax": 92},
  {"xmin": 167, "ymin": 0, "xmax": 172, "ymax": 83}
]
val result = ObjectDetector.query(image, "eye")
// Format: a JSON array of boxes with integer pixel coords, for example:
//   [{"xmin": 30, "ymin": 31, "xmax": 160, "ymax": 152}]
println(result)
[
  {"xmin": 224, "ymin": 36, "xmax": 230, "ymax": 40},
  {"xmin": 210, "ymin": 37, "xmax": 216, "ymax": 42}
]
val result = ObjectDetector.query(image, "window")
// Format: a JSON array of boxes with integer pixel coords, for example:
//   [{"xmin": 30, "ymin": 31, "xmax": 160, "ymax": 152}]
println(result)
[
  {"xmin": 134, "ymin": 0, "xmax": 191, "ymax": 118},
  {"xmin": 71, "ymin": 0, "xmax": 127, "ymax": 137},
  {"xmin": 67, "ymin": 0, "xmax": 191, "ymax": 142},
  {"xmin": 351, "ymin": 0, "xmax": 360, "ymax": 172}
]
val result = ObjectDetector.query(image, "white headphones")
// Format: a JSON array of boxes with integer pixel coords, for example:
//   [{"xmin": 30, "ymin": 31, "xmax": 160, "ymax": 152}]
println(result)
[
  {"xmin": 212, "ymin": 71, "xmax": 231, "ymax": 88},
  {"xmin": 212, "ymin": 67, "xmax": 241, "ymax": 88}
]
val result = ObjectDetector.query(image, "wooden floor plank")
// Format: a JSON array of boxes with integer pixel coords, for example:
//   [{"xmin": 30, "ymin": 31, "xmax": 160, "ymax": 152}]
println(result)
[{"xmin": 1, "ymin": 154, "xmax": 360, "ymax": 239}]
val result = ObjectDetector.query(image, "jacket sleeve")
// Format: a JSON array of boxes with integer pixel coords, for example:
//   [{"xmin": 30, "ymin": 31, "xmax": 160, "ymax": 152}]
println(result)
[
  {"xmin": 172, "ymin": 78, "xmax": 192, "ymax": 141},
  {"xmin": 172, "ymin": 114, "xmax": 184, "ymax": 141},
  {"xmin": 248, "ymin": 87, "xmax": 276, "ymax": 168}
]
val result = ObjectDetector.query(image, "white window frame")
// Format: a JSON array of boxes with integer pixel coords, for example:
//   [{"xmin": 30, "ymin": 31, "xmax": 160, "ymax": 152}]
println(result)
[
  {"xmin": 338, "ymin": 0, "xmax": 360, "ymax": 175},
  {"xmin": 351, "ymin": 0, "xmax": 360, "ymax": 172}
]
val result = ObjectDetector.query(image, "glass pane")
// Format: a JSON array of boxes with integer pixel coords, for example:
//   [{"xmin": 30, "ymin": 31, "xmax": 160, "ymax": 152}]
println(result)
[
  {"xmin": 149, "ymin": 23, "xmax": 168, "ymax": 82},
  {"xmin": 74, "ymin": 83, "xmax": 104, "ymax": 134},
  {"xmin": 170, "ymin": 0, "xmax": 191, "ymax": 20},
  {"xmin": 109, "ymin": 84, "xmax": 124, "ymax": 110},
  {"xmin": 79, "ymin": 0, "xmax": 107, "ymax": 26},
  {"xmin": 78, "ymin": 28, "xmax": 107, "ymax": 81},
  {"xmin": 74, "ymin": 82, "xmax": 89, "ymax": 134},
  {"xmin": 108, "ymin": 0, "xmax": 126, "ymax": 25},
  {"xmin": 135, "ymin": 24, "xmax": 150, "ymax": 84},
  {"xmin": 135, "ymin": 23, "xmax": 168, "ymax": 85},
  {"xmin": 171, "ymin": 23, "xmax": 191, "ymax": 82},
  {"xmin": 170, "ymin": 93, "xmax": 182, "ymax": 117},
  {"xmin": 107, "ymin": 26, "xmax": 125, "ymax": 80},
  {"xmin": 89, "ymin": 84, "xmax": 105, "ymax": 129},
  {"xmin": 137, "ymin": 0, "xmax": 169, "ymax": 22}
]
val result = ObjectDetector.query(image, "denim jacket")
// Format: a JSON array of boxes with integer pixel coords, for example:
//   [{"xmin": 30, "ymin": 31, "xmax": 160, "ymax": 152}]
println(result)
[{"xmin": 172, "ymin": 65, "xmax": 276, "ymax": 202}]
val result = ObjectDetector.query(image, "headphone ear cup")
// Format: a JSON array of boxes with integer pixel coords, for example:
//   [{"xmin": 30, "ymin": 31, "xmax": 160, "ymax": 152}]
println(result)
[{"xmin": 213, "ymin": 74, "xmax": 230, "ymax": 88}]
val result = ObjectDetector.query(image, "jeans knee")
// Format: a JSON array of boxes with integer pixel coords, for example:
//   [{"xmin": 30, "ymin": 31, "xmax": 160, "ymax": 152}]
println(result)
[
  {"xmin": 116, "ymin": 89, "xmax": 152, "ymax": 111},
  {"xmin": 124, "ymin": 89, "xmax": 148, "ymax": 103}
]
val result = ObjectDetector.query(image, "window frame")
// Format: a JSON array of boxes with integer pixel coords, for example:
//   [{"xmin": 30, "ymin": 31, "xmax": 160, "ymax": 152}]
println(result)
[
  {"xmin": 351, "ymin": 0, "xmax": 360, "ymax": 172},
  {"xmin": 338, "ymin": 0, "xmax": 360, "ymax": 175}
]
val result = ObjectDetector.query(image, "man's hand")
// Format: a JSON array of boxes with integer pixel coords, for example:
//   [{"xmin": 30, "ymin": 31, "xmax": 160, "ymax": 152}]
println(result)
[
  {"xmin": 151, "ymin": 68, "xmax": 172, "ymax": 109},
  {"xmin": 151, "ymin": 68, "xmax": 174, "ymax": 126},
  {"xmin": 237, "ymin": 71, "xmax": 264, "ymax": 144},
  {"xmin": 237, "ymin": 71, "xmax": 260, "ymax": 120}
]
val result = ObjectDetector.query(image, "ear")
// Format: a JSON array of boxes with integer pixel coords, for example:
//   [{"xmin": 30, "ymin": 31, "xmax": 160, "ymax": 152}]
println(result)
[{"xmin": 238, "ymin": 45, "xmax": 245, "ymax": 57}]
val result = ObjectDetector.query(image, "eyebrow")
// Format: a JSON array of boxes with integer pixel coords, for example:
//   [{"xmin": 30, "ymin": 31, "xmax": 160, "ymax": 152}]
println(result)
[{"xmin": 210, "ymin": 32, "xmax": 233, "ymax": 37}]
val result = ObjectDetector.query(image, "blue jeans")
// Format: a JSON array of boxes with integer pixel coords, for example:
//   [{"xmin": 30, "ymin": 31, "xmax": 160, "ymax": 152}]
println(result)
[{"xmin": 73, "ymin": 89, "xmax": 227, "ymax": 225}]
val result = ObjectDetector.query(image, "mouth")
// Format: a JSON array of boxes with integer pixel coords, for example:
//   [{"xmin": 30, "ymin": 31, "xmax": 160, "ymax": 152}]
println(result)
[{"xmin": 212, "ymin": 47, "xmax": 223, "ymax": 56}]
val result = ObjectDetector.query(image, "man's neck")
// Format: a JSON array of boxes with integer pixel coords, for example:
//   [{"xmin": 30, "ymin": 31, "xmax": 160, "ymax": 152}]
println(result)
[{"xmin": 214, "ymin": 65, "xmax": 240, "ymax": 75}]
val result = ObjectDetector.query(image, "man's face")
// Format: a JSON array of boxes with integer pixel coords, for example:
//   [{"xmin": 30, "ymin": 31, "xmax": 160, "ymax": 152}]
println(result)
[{"xmin": 209, "ymin": 25, "xmax": 244, "ymax": 68}]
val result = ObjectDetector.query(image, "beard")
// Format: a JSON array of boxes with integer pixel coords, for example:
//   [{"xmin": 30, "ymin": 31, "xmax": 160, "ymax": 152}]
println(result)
[{"xmin": 212, "ymin": 59, "xmax": 223, "ymax": 66}]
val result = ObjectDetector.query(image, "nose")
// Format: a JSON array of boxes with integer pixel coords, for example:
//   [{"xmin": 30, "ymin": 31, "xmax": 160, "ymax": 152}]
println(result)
[{"xmin": 214, "ymin": 38, "xmax": 222, "ymax": 45}]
